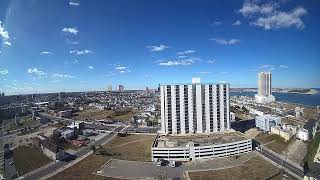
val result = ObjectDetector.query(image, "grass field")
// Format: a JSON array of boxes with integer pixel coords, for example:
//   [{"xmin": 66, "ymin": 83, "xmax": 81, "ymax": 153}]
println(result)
[
  {"xmin": 255, "ymin": 133, "xmax": 294, "ymax": 154},
  {"xmin": 102, "ymin": 134, "xmax": 155, "ymax": 161},
  {"xmin": 48, "ymin": 154, "xmax": 118, "ymax": 180},
  {"xmin": 304, "ymin": 132, "xmax": 320, "ymax": 166},
  {"xmin": 13, "ymin": 146, "xmax": 52, "ymax": 175},
  {"xmin": 189, "ymin": 156, "xmax": 279, "ymax": 180},
  {"xmin": 73, "ymin": 107, "xmax": 138, "ymax": 122}
]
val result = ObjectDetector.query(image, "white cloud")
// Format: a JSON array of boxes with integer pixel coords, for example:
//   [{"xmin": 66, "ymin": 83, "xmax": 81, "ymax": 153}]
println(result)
[
  {"xmin": 0, "ymin": 21, "xmax": 9, "ymax": 39},
  {"xmin": 279, "ymin": 65, "xmax": 288, "ymax": 69},
  {"xmin": 114, "ymin": 66, "xmax": 127, "ymax": 70},
  {"xmin": 210, "ymin": 38, "xmax": 241, "ymax": 45},
  {"xmin": 177, "ymin": 50, "xmax": 196, "ymax": 55},
  {"xmin": 40, "ymin": 51, "xmax": 53, "ymax": 55},
  {"xmin": 207, "ymin": 60, "xmax": 216, "ymax": 64},
  {"xmin": 158, "ymin": 59, "xmax": 195, "ymax": 66},
  {"xmin": 258, "ymin": 64, "xmax": 275, "ymax": 69},
  {"xmin": 27, "ymin": 68, "xmax": 47, "ymax": 77},
  {"xmin": 4, "ymin": 41, "xmax": 11, "ymax": 46},
  {"xmin": 88, "ymin": 66, "xmax": 94, "ymax": 69},
  {"xmin": 62, "ymin": 27, "xmax": 79, "ymax": 35},
  {"xmin": 256, "ymin": 64, "xmax": 288, "ymax": 71},
  {"xmin": 70, "ymin": 49, "xmax": 93, "ymax": 55},
  {"xmin": 232, "ymin": 20, "xmax": 241, "ymax": 26},
  {"xmin": 51, "ymin": 73, "xmax": 74, "ymax": 79},
  {"xmin": 0, "ymin": 69, "xmax": 9, "ymax": 75},
  {"xmin": 239, "ymin": 1, "xmax": 307, "ymax": 30},
  {"xmin": 252, "ymin": 7, "xmax": 307, "ymax": 30},
  {"xmin": 146, "ymin": 44, "xmax": 169, "ymax": 52},
  {"xmin": 69, "ymin": 1, "xmax": 80, "ymax": 6}
]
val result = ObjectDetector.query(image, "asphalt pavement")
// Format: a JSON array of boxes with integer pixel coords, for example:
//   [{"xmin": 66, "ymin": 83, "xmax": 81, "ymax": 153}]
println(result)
[{"xmin": 4, "ymin": 154, "xmax": 17, "ymax": 179}]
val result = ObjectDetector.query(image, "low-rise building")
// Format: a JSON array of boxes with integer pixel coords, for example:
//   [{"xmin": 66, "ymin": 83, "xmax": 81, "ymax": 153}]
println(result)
[
  {"xmin": 82, "ymin": 129, "xmax": 94, "ymax": 136},
  {"xmin": 230, "ymin": 112, "xmax": 236, "ymax": 122},
  {"xmin": 255, "ymin": 114, "xmax": 281, "ymax": 132},
  {"xmin": 61, "ymin": 129, "xmax": 74, "ymax": 140},
  {"xmin": 151, "ymin": 131, "xmax": 252, "ymax": 162},
  {"xmin": 59, "ymin": 110, "xmax": 72, "ymax": 118},
  {"xmin": 270, "ymin": 126, "xmax": 293, "ymax": 141},
  {"xmin": 41, "ymin": 142, "xmax": 65, "ymax": 160},
  {"xmin": 297, "ymin": 128, "xmax": 309, "ymax": 141}
]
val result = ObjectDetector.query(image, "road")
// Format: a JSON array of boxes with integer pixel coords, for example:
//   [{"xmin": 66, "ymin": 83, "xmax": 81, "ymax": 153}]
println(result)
[
  {"xmin": 253, "ymin": 140, "xmax": 304, "ymax": 178},
  {"xmin": 21, "ymin": 125, "xmax": 125, "ymax": 180},
  {"xmin": 4, "ymin": 153, "xmax": 17, "ymax": 179}
]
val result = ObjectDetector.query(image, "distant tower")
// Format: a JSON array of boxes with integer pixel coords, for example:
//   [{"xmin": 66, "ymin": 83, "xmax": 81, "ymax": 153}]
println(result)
[
  {"xmin": 146, "ymin": 87, "xmax": 149, "ymax": 91},
  {"xmin": 254, "ymin": 72, "xmax": 275, "ymax": 103},
  {"xmin": 107, "ymin": 85, "xmax": 112, "ymax": 91},
  {"xmin": 119, "ymin": 85, "xmax": 124, "ymax": 92}
]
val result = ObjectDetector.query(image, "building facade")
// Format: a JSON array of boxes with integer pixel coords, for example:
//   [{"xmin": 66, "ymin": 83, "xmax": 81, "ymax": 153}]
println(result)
[
  {"xmin": 160, "ymin": 78, "xmax": 230, "ymax": 134},
  {"xmin": 151, "ymin": 133, "xmax": 252, "ymax": 161},
  {"xmin": 255, "ymin": 114, "xmax": 281, "ymax": 132},
  {"xmin": 119, "ymin": 85, "xmax": 124, "ymax": 92},
  {"xmin": 254, "ymin": 72, "xmax": 275, "ymax": 103}
]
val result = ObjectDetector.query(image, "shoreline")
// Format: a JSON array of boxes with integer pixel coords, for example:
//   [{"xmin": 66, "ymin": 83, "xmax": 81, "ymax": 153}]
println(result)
[{"xmin": 284, "ymin": 89, "xmax": 318, "ymax": 95}]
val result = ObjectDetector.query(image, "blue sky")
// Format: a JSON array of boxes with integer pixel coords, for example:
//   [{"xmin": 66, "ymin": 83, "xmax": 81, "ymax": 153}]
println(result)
[{"xmin": 0, "ymin": 0, "xmax": 319, "ymax": 95}]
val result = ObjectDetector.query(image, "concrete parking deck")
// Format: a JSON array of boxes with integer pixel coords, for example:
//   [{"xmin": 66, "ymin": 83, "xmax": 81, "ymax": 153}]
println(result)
[{"xmin": 96, "ymin": 152, "xmax": 255, "ymax": 179}]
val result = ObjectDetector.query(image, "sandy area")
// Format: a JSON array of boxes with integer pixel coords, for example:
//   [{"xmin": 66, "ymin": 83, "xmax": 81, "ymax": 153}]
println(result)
[
  {"xmin": 284, "ymin": 139, "xmax": 308, "ymax": 165},
  {"xmin": 244, "ymin": 128, "xmax": 261, "ymax": 139}
]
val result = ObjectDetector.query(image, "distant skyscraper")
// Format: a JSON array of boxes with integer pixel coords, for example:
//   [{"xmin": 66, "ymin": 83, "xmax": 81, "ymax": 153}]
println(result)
[
  {"xmin": 107, "ymin": 85, "xmax": 112, "ymax": 91},
  {"xmin": 145, "ymin": 87, "xmax": 149, "ymax": 91},
  {"xmin": 254, "ymin": 71, "xmax": 275, "ymax": 103},
  {"xmin": 160, "ymin": 78, "xmax": 230, "ymax": 134},
  {"xmin": 119, "ymin": 85, "xmax": 124, "ymax": 92}
]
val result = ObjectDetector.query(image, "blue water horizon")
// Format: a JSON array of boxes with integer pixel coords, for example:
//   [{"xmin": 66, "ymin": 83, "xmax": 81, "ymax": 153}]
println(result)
[{"xmin": 230, "ymin": 89, "xmax": 320, "ymax": 107}]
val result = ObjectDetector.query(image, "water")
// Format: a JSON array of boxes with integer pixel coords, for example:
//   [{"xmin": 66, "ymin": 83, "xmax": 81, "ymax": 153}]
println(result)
[{"xmin": 230, "ymin": 89, "xmax": 320, "ymax": 107}]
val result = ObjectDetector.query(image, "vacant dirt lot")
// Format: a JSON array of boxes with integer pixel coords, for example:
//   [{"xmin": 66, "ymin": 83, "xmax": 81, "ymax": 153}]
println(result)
[
  {"xmin": 13, "ymin": 146, "xmax": 52, "ymax": 175},
  {"xmin": 255, "ymin": 133, "xmax": 294, "ymax": 154},
  {"xmin": 189, "ymin": 156, "xmax": 279, "ymax": 180},
  {"xmin": 245, "ymin": 128, "xmax": 260, "ymax": 139},
  {"xmin": 73, "ymin": 107, "xmax": 138, "ymax": 122},
  {"xmin": 103, "ymin": 134, "xmax": 155, "ymax": 161},
  {"xmin": 285, "ymin": 139, "xmax": 308, "ymax": 165},
  {"xmin": 48, "ymin": 154, "xmax": 118, "ymax": 180}
]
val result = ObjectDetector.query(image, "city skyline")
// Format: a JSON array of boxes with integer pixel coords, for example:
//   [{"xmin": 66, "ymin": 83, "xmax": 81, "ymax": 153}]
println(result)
[{"xmin": 1, "ymin": 0, "xmax": 320, "ymax": 95}]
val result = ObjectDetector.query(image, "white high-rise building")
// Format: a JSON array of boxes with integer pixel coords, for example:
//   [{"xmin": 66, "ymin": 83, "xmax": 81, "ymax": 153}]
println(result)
[
  {"xmin": 159, "ymin": 78, "xmax": 230, "ymax": 134},
  {"xmin": 254, "ymin": 72, "xmax": 275, "ymax": 104}
]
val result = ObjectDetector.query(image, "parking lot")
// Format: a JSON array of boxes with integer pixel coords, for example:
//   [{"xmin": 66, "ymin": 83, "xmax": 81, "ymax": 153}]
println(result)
[
  {"xmin": 97, "ymin": 159, "xmax": 184, "ymax": 179},
  {"xmin": 125, "ymin": 126, "xmax": 159, "ymax": 134},
  {"xmin": 96, "ymin": 152, "xmax": 255, "ymax": 179}
]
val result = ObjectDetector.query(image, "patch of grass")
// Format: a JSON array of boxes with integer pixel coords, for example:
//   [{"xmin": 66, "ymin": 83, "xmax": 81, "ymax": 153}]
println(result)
[
  {"xmin": 102, "ymin": 134, "xmax": 155, "ymax": 161},
  {"xmin": 304, "ymin": 132, "xmax": 320, "ymax": 165},
  {"xmin": 255, "ymin": 133, "xmax": 294, "ymax": 154},
  {"xmin": 73, "ymin": 107, "xmax": 138, "ymax": 122},
  {"xmin": 48, "ymin": 154, "xmax": 118, "ymax": 180},
  {"xmin": 13, "ymin": 146, "xmax": 52, "ymax": 175},
  {"xmin": 189, "ymin": 156, "xmax": 279, "ymax": 180}
]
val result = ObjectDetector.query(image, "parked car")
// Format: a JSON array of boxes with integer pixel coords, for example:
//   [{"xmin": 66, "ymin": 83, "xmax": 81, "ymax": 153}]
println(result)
[{"xmin": 156, "ymin": 159, "xmax": 163, "ymax": 166}]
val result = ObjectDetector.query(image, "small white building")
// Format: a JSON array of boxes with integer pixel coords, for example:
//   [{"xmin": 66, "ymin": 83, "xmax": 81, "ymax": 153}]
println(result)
[
  {"xmin": 230, "ymin": 112, "xmax": 236, "ymax": 122},
  {"xmin": 41, "ymin": 142, "xmax": 65, "ymax": 160},
  {"xmin": 297, "ymin": 128, "xmax": 309, "ymax": 141},
  {"xmin": 255, "ymin": 114, "xmax": 281, "ymax": 132},
  {"xmin": 61, "ymin": 129, "xmax": 74, "ymax": 140}
]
